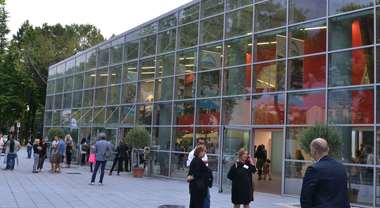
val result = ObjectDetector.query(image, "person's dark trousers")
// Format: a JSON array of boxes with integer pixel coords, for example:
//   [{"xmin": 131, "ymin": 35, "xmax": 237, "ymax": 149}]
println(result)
[
  {"xmin": 109, "ymin": 157, "xmax": 118, "ymax": 174},
  {"xmin": 117, "ymin": 157, "xmax": 125, "ymax": 174},
  {"xmin": 6, "ymin": 153, "xmax": 16, "ymax": 170},
  {"xmin": 66, "ymin": 152, "xmax": 72, "ymax": 167},
  {"xmin": 203, "ymin": 189, "xmax": 210, "ymax": 208},
  {"xmin": 81, "ymin": 154, "xmax": 86, "ymax": 165},
  {"xmin": 27, "ymin": 146, "xmax": 32, "ymax": 159},
  {"xmin": 37, "ymin": 155, "xmax": 46, "ymax": 170},
  {"xmin": 91, "ymin": 161, "xmax": 107, "ymax": 183},
  {"xmin": 125, "ymin": 157, "xmax": 131, "ymax": 172}
]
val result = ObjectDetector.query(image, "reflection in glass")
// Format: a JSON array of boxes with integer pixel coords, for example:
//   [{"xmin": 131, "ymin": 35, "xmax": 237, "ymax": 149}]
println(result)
[
  {"xmin": 329, "ymin": 10, "xmax": 374, "ymax": 50},
  {"xmin": 223, "ymin": 96, "xmax": 251, "ymax": 125},
  {"xmin": 138, "ymin": 81, "xmax": 154, "ymax": 102},
  {"xmin": 254, "ymin": 61, "xmax": 285, "ymax": 93},
  {"xmin": 158, "ymin": 14, "xmax": 177, "ymax": 31},
  {"xmin": 83, "ymin": 90, "xmax": 94, "ymax": 107},
  {"xmin": 176, "ymin": 49, "xmax": 197, "ymax": 75},
  {"xmin": 156, "ymin": 53, "xmax": 175, "ymax": 77},
  {"xmin": 74, "ymin": 73, "xmax": 84, "ymax": 90},
  {"xmin": 255, "ymin": 0, "xmax": 287, "ymax": 32},
  {"xmin": 288, "ymin": 55, "xmax": 326, "ymax": 90},
  {"xmin": 175, "ymin": 101, "xmax": 195, "ymax": 126},
  {"xmin": 225, "ymin": 7, "xmax": 253, "ymax": 38},
  {"xmin": 72, "ymin": 91, "xmax": 82, "ymax": 108},
  {"xmin": 151, "ymin": 151, "xmax": 170, "ymax": 176},
  {"xmin": 136, "ymin": 104, "xmax": 152, "ymax": 125},
  {"xmin": 226, "ymin": 0, "xmax": 252, "ymax": 10},
  {"xmin": 197, "ymin": 70, "xmax": 221, "ymax": 97},
  {"xmin": 106, "ymin": 107, "xmax": 119, "ymax": 124},
  {"xmin": 158, "ymin": 29, "xmax": 176, "ymax": 53},
  {"xmin": 96, "ymin": 68, "xmax": 108, "ymax": 87},
  {"xmin": 155, "ymin": 77, "xmax": 173, "ymax": 101},
  {"xmin": 97, "ymin": 46, "xmax": 109, "ymax": 67},
  {"xmin": 289, "ymin": 0, "xmax": 326, "ymax": 23},
  {"xmin": 252, "ymin": 94, "xmax": 285, "ymax": 125},
  {"xmin": 123, "ymin": 62, "xmax": 138, "ymax": 82},
  {"xmin": 287, "ymin": 91, "xmax": 325, "ymax": 125},
  {"xmin": 224, "ymin": 37, "xmax": 252, "ymax": 67},
  {"xmin": 93, "ymin": 108, "xmax": 105, "ymax": 124},
  {"xmin": 328, "ymin": 88, "xmax": 374, "ymax": 124},
  {"xmin": 95, "ymin": 88, "xmax": 107, "ymax": 106},
  {"xmin": 46, "ymin": 96, "xmax": 53, "ymax": 110},
  {"xmin": 63, "ymin": 93, "xmax": 72, "ymax": 109},
  {"xmin": 55, "ymin": 79, "xmax": 63, "ymax": 93},
  {"xmin": 179, "ymin": 23, "xmax": 198, "ymax": 49},
  {"xmin": 196, "ymin": 99, "xmax": 221, "ymax": 126},
  {"xmin": 345, "ymin": 166, "xmax": 373, "ymax": 206},
  {"xmin": 200, "ymin": 15, "xmax": 224, "ymax": 44},
  {"xmin": 122, "ymin": 83, "xmax": 136, "ymax": 104},
  {"xmin": 285, "ymin": 128, "xmax": 309, "ymax": 160},
  {"xmin": 109, "ymin": 65, "xmax": 122, "ymax": 84},
  {"xmin": 152, "ymin": 128, "xmax": 171, "ymax": 150},
  {"xmin": 110, "ymin": 38, "xmax": 124, "ymax": 64},
  {"xmin": 284, "ymin": 161, "xmax": 312, "ymax": 195},
  {"xmin": 107, "ymin": 86, "xmax": 120, "ymax": 105},
  {"xmin": 64, "ymin": 76, "xmax": 73, "ymax": 92},
  {"xmin": 84, "ymin": 71, "xmax": 96, "ymax": 88},
  {"xmin": 139, "ymin": 59, "xmax": 155, "ymax": 80},
  {"xmin": 329, "ymin": 0, "xmax": 373, "ymax": 15},
  {"xmin": 153, "ymin": 103, "xmax": 172, "ymax": 126},
  {"xmin": 175, "ymin": 74, "xmax": 196, "ymax": 99},
  {"xmin": 140, "ymin": 35, "xmax": 156, "ymax": 57},
  {"xmin": 195, "ymin": 127, "xmax": 219, "ymax": 154},
  {"xmin": 200, "ymin": 43, "xmax": 223, "ymax": 71},
  {"xmin": 172, "ymin": 129, "xmax": 193, "ymax": 152},
  {"xmin": 180, "ymin": 3, "xmax": 199, "ymax": 24},
  {"xmin": 121, "ymin": 105, "xmax": 135, "ymax": 125},
  {"xmin": 254, "ymin": 29, "xmax": 286, "ymax": 62},
  {"xmin": 86, "ymin": 50, "xmax": 97, "ymax": 70},
  {"xmin": 288, "ymin": 21, "xmax": 326, "ymax": 57},
  {"xmin": 54, "ymin": 94, "xmax": 62, "ymax": 109},
  {"xmin": 329, "ymin": 48, "xmax": 374, "ymax": 87},
  {"xmin": 224, "ymin": 66, "xmax": 252, "ymax": 95},
  {"xmin": 201, "ymin": 0, "xmax": 224, "ymax": 17},
  {"xmin": 170, "ymin": 152, "xmax": 190, "ymax": 179},
  {"xmin": 124, "ymin": 40, "xmax": 139, "ymax": 61}
]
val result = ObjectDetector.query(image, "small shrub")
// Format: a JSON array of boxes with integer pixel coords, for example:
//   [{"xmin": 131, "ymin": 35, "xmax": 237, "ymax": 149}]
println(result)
[
  {"xmin": 125, "ymin": 127, "xmax": 150, "ymax": 149},
  {"xmin": 47, "ymin": 128, "xmax": 65, "ymax": 140}
]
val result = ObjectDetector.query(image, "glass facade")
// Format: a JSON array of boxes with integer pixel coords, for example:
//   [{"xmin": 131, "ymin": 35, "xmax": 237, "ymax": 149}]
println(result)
[{"xmin": 44, "ymin": 1, "xmax": 380, "ymax": 206}]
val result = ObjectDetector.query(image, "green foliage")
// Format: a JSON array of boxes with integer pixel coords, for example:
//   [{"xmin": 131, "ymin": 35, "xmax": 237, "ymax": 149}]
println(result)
[
  {"xmin": 125, "ymin": 128, "xmax": 150, "ymax": 149},
  {"xmin": 47, "ymin": 128, "xmax": 65, "ymax": 140},
  {"xmin": 298, "ymin": 124, "xmax": 342, "ymax": 158}
]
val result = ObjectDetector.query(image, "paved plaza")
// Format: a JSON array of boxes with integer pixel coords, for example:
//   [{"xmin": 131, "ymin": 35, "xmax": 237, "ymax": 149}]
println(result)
[{"xmin": 0, "ymin": 149, "xmax": 299, "ymax": 208}]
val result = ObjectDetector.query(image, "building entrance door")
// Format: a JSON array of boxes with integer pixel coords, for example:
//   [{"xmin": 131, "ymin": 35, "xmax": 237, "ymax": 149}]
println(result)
[
  {"xmin": 252, "ymin": 128, "xmax": 283, "ymax": 194},
  {"xmin": 220, "ymin": 127, "xmax": 251, "ymax": 192}
]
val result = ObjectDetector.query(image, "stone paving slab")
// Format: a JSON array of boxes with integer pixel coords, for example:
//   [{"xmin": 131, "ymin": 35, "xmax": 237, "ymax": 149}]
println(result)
[{"xmin": 0, "ymin": 149, "xmax": 299, "ymax": 208}]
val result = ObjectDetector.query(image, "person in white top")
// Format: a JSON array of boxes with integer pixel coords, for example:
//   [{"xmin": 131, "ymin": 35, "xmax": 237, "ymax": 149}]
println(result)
[{"xmin": 187, "ymin": 138, "xmax": 208, "ymax": 167}]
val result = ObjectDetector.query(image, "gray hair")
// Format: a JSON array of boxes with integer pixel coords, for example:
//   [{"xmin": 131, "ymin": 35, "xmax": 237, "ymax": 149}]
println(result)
[
  {"xmin": 98, "ymin": 132, "xmax": 107, "ymax": 140},
  {"xmin": 310, "ymin": 138, "xmax": 329, "ymax": 155}
]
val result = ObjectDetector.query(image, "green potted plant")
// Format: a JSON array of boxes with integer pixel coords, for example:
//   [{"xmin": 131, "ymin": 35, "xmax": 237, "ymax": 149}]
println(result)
[{"xmin": 125, "ymin": 127, "xmax": 150, "ymax": 177}]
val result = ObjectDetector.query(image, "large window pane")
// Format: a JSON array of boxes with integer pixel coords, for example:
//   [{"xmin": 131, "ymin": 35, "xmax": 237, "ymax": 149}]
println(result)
[
  {"xmin": 224, "ymin": 37, "xmax": 252, "ymax": 67},
  {"xmin": 110, "ymin": 38, "xmax": 124, "ymax": 64},
  {"xmin": 255, "ymin": 0, "xmax": 287, "ymax": 32},
  {"xmin": 86, "ymin": 50, "xmax": 97, "ymax": 70},
  {"xmin": 329, "ymin": 47, "xmax": 374, "ymax": 87},
  {"xmin": 329, "ymin": 10, "xmax": 374, "ymax": 50},
  {"xmin": 200, "ymin": 43, "xmax": 223, "ymax": 71},
  {"xmin": 96, "ymin": 68, "xmax": 109, "ymax": 87},
  {"xmin": 179, "ymin": 23, "xmax": 198, "ymax": 49},
  {"xmin": 176, "ymin": 49, "xmax": 197, "ymax": 75},
  {"xmin": 287, "ymin": 91, "xmax": 326, "ymax": 125},
  {"xmin": 54, "ymin": 94, "xmax": 62, "ymax": 109},
  {"xmin": 55, "ymin": 79, "xmax": 63, "ymax": 93},
  {"xmin": 253, "ymin": 61, "xmax": 285, "ymax": 93},
  {"xmin": 289, "ymin": 0, "xmax": 327, "ymax": 24},
  {"xmin": 225, "ymin": 7, "xmax": 253, "ymax": 38},
  {"xmin": 106, "ymin": 107, "xmax": 120, "ymax": 124},
  {"xmin": 141, "ymin": 35, "xmax": 156, "ymax": 57},
  {"xmin": 254, "ymin": 29, "xmax": 286, "ymax": 62},
  {"xmin": 46, "ymin": 96, "xmax": 54, "ymax": 110},
  {"xmin": 124, "ymin": 40, "xmax": 139, "ymax": 61},
  {"xmin": 329, "ymin": 0, "xmax": 373, "ymax": 15},
  {"xmin": 196, "ymin": 99, "xmax": 221, "ymax": 125},
  {"xmin": 175, "ymin": 101, "xmax": 195, "ymax": 126},
  {"xmin": 252, "ymin": 94, "xmax": 285, "ymax": 125},
  {"xmin": 97, "ymin": 46, "xmax": 109, "ymax": 67},
  {"xmin": 288, "ymin": 21, "xmax": 326, "ymax": 57},
  {"xmin": 122, "ymin": 83, "xmax": 136, "ymax": 104},
  {"xmin": 200, "ymin": 15, "xmax": 224, "ymax": 44},
  {"xmin": 155, "ymin": 77, "xmax": 174, "ymax": 101},
  {"xmin": 158, "ymin": 29, "xmax": 176, "ymax": 53},
  {"xmin": 47, "ymin": 80, "xmax": 55, "ymax": 95},
  {"xmin": 139, "ymin": 59, "xmax": 156, "ymax": 80},
  {"xmin": 94, "ymin": 88, "xmax": 107, "ymax": 106},
  {"xmin": 223, "ymin": 96, "xmax": 251, "ymax": 125},
  {"xmin": 84, "ymin": 71, "xmax": 96, "ymax": 89},
  {"xmin": 328, "ymin": 87, "xmax": 374, "ymax": 124},
  {"xmin": 73, "ymin": 73, "xmax": 84, "ymax": 90},
  {"xmin": 152, "ymin": 128, "xmax": 171, "ymax": 151},
  {"xmin": 81, "ymin": 108, "xmax": 93, "ymax": 124},
  {"xmin": 153, "ymin": 103, "xmax": 173, "ymax": 126},
  {"xmin": 64, "ymin": 76, "xmax": 73, "ymax": 92},
  {"xmin": 175, "ymin": 74, "xmax": 196, "ymax": 99},
  {"xmin": 93, "ymin": 108, "xmax": 105, "ymax": 124},
  {"xmin": 76, "ymin": 54, "xmax": 86, "ymax": 72},
  {"xmin": 157, "ymin": 53, "xmax": 175, "ymax": 77},
  {"xmin": 72, "ymin": 91, "xmax": 82, "ymax": 108},
  {"xmin": 226, "ymin": 0, "xmax": 252, "ymax": 10},
  {"xmin": 123, "ymin": 62, "xmax": 138, "ymax": 83},
  {"xmin": 195, "ymin": 127, "xmax": 219, "ymax": 154},
  {"xmin": 63, "ymin": 93, "xmax": 72, "ymax": 109},
  {"xmin": 288, "ymin": 55, "xmax": 326, "ymax": 90},
  {"xmin": 197, "ymin": 70, "xmax": 221, "ymax": 97},
  {"xmin": 107, "ymin": 86, "xmax": 120, "ymax": 105},
  {"xmin": 83, "ymin": 90, "xmax": 94, "ymax": 107},
  {"xmin": 151, "ymin": 151, "xmax": 170, "ymax": 176},
  {"xmin": 158, "ymin": 14, "xmax": 177, "ymax": 31},
  {"xmin": 284, "ymin": 161, "xmax": 312, "ymax": 195},
  {"xmin": 138, "ymin": 81, "xmax": 154, "ymax": 102},
  {"xmin": 109, "ymin": 65, "xmax": 122, "ymax": 85},
  {"xmin": 223, "ymin": 66, "xmax": 252, "ymax": 95},
  {"xmin": 172, "ymin": 128, "xmax": 193, "ymax": 152},
  {"xmin": 285, "ymin": 128, "xmax": 310, "ymax": 160},
  {"xmin": 136, "ymin": 104, "xmax": 152, "ymax": 125},
  {"xmin": 121, "ymin": 105, "xmax": 135, "ymax": 125},
  {"xmin": 201, "ymin": 0, "xmax": 224, "ymax": 17},
  {"xmin": 180, "ymin": 3, "xmax": 199, "ymax": 24}
]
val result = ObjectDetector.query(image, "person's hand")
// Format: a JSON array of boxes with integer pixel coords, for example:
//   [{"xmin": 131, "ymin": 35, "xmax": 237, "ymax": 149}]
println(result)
[{"xmin": 187, "ymin": 175, "xmax": 194, "ymax": 182}]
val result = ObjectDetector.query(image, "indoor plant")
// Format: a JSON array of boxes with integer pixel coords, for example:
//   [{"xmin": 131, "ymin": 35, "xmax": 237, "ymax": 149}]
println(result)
[{"xmin": 125, "ymin": 127, "xmax": 150, "ymax": 177}]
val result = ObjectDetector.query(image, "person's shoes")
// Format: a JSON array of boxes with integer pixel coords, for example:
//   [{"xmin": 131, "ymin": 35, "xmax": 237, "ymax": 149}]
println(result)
[
  {"xmin": 98, "ymin": 182, "xmax": 103, "ymax": 186},
  {"xmin": 32, "ymin": 171, "xmax": 38, "ymax": 173},
  {"xmin": 109, "ymin": 172, "xmax": 112, "ymax": 176},
  {"xmin": 89, "ymin": 182, "xmax": 95, "ymax": 185},
  {"xmin": 117, "ymin": 173, "xmax": 119, "ymax": 176}
]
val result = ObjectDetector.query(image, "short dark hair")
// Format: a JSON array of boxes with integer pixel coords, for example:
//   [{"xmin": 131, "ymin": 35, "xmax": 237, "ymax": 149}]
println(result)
[
  {"xmin": 98, "ymin": 132, "xmax": 107, "ymax": 140},
  {"xmin": 197, "ymin": 138, "xmax": 205, "ymax": 144},
  {"xmin": 194, "ymin": 145, "xmax": 206, "ymax": 158}
]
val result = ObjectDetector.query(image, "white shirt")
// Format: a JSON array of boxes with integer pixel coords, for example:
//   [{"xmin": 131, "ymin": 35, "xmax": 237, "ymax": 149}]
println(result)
[{"xmin": 186, "ymin": 148, "xmax": 208, "ymax": 167}]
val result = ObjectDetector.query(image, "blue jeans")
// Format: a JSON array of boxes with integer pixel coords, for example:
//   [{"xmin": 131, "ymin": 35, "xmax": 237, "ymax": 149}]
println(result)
[
  {"xmin": 203, "ymin": 188, "xmax": 210, "ymax": 208},
  {"xmin": 6, "ymin": 153, "xmax": 16, "ymax": 170},
  {"xmin": 27, "ymin": 146, "xmax": 32, "ymax": 158},
  {"xmin": 91, "ymin": 161, "xmax": 107, "ymax": 183}
]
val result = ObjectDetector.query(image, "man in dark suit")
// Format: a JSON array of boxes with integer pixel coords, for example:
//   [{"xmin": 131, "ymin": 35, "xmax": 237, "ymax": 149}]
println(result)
[{"xmin": 300, "ymin": 138, "xmax": 350, "ymax": 208}]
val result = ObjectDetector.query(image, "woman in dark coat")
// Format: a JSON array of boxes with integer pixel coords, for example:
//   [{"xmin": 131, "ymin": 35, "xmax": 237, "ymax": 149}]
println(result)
[
  {"xmin": 228, "ymin": 148, "xmax": 257, "ymax": 208},
  {"xmin": 187, "ymin": 145, "xmax": 210, "ymax": 208}
]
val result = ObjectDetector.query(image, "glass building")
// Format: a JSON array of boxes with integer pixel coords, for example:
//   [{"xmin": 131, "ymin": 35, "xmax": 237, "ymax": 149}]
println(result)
[{"xmin": 44, "ymin": 0, "xmax": 380, "ymax": 206}]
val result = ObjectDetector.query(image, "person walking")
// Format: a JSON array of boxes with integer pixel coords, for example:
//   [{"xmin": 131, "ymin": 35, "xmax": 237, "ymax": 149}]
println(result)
[
  {"xmin": 32, "ymin": 138, "xmax": 42, "ymax": 173},
  {"xmin": 27, "ymin": 139, "xmax": 33, "ymax": 159},
  {"xmin": 187, "ymin": 145, "xmax": 211, "ymax": 208},
  {"xmin": 227, "ymin": 148, "xmax": 256, "ymax": 208},
  {"xmin": 4, "ymin": 133, "xmax": 21, "ymax": 170},
  {"xmin": 90, "ymin": 133, "xmax": 112, "ymax": 185},
  {"xmin": 65, "ymin": 135, "xmax": 74, "ymax": 168},
  {"xmin": 300, "ymin": 138, "xmax": 350, "ymax": 208},
  {"xmin": 37, "ymin": 138, "xmax": 47, "ymax": 172},
  {"xmin": 109, "ymin": 139, "xmax": 128, "ymax": 176},
  {"xmin": 255, "ymin": 145, "xmax": 267, "ymax": 180}
]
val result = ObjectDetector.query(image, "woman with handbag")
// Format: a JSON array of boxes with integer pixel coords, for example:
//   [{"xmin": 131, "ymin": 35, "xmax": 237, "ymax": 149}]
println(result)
[
  {"xmin": 187, "ymin": 145, "xmax": 210, "ymax": 208},
  {"xmin": 227, "ymin": 148, "xmax": 257, "ymax": 208}
]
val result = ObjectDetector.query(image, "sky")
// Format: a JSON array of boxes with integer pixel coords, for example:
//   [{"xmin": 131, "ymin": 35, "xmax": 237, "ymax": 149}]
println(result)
[{"xmin": 6, "ymin": 0, "xmax": 192, "ymax": 39}]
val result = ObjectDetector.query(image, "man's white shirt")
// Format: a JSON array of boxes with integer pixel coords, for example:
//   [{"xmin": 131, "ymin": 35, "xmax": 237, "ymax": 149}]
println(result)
[{"xmin": 186, "ymin": 148, "xmax": 208, "ymax": 167}]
